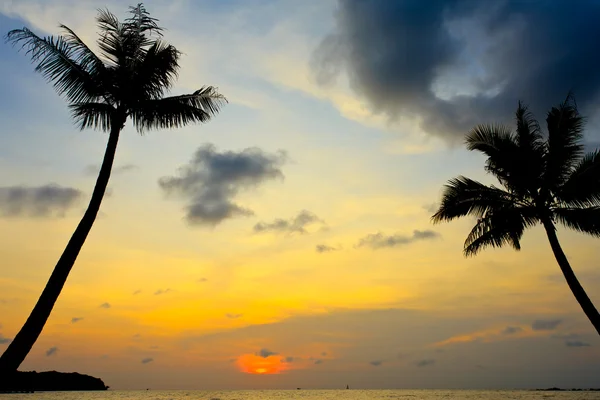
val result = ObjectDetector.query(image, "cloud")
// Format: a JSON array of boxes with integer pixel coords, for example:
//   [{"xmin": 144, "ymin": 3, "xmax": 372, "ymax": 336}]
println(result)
[
  {"xmin": 141, "ymin": 357, "xmax": 154, "ymax": 364},
  {"xmin": 133, "ymin": 333, "xmax": 141, "ymax": 340},
  {"xmin": 415, "ymin": 359, "xmax": 435, "ymax": 367},
  {"xmin": 316, "ymin": 244, "xmax": 338, "ymax": 253},
  {"xmin": 84, "ymin": 163, "xmax": 138, "ymax": 176},
  {"xmin": 0, "ymin": 334, "xmax": 12, "ymax": 344},
  {"xmin": 565, "ymin": 340, "xmax": 591, "ymax": 348},
  {"xmin": 99, "ymin": 302, "xmax": 111, "ymax": 309},
  {"xmin": 133, "ymin": 290, "xmax": 142, "ymax": 295},
  {"xmin": 71, "ymin": 317, "xmax": 84, "ymax": 324},
  {"xmin": 257, "ymin": 348, "xmax": 278, "ymax": 358},
  {"xmin": 370, "ymin": 360, "xmax": 383, "ymax": 366},
  {"xmin": 0, "ymin": 184, "xmax": 83, "ymax": 218},
  {"xmin": 253, "ymin": 210, "xmax": 326, "ymax": 235},
  {"xmin": 284, "ymin": 356, "xmax": 295, "ymax": 363},
  {"xmin": 314, "ymin": 359, "xmax": 323, "ymax": 365},
  {"xmin": 154, "ymin": 289, "xmax": 171, "ymax": 295},
  {"xmin": 45, "ymin": 346, "xmax": 58, "ymax": 357},
  {"xmin": 531, "ymin": 319, "xmax": 562, "ymax": 331},
  {"xmin": 423, "ymin": 203, "xmax": 438, "ymax": 214},
  {"xmin": 311, "ymin": 1, "xmax": 600, "ymax": 143},
  {"xmin": 226, "ymin": 313, "xmax": 243, "ymax": 319},
  {"xmin": 197, "ymin": 278, "xmax": 208, "ymax": 283},
  {"xmin": 501, "ymin": 326, "xmax": 523, "ymax": 335},
  {"xmin": 356, "ymin": 230, "xmax": 440, "ymax": 249},
  {"xmin": 158, "ymin": 144, "xmax": 287, "ymax": 226}
]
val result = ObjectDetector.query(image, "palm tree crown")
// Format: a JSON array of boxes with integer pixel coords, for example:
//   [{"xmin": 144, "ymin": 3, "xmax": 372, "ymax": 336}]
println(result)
[
  {"xmin": 431, "ymin": 94, "xmax": 600, "ymax": 336},
  {"xmin": 6, "ymin": 3, "xmax": 226, "ymax": 132},
  {"xmin": 432, "ymin": 94, "xmax": 599, "ymax": 256}
]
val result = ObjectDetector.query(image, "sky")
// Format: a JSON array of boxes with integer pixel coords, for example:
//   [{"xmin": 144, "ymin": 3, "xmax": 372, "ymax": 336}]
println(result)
[{"xmin": 0, "ymin": 0, "xmax": 600, "ymax": 391}]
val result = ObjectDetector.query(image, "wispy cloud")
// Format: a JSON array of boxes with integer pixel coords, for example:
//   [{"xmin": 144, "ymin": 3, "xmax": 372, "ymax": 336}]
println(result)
[
  {"xmin": 356, "ymin": 230, "xmax": 440, "ymax": 249},
  {"xmin": 0, "ymin": 334, "xmax": 12, "ymax": 344},
  {"xmin": 0, "ymin": 184, "xmax": 82, "ymax": 218},
  {"xmin": 315, "ymin": 244, "xmax": 338, "ymax": 253},
  {"xmin": 99, "ymin": 302, "xmax": 111, "ymax": 309},
  {"xmin": 141, "ymin": 357, "xmax": 154, "ymax": 364},
  {"xmin": 226, "ymin": 313, "xmax": 243, "ymax": 319},
  {"xmin": 159, "ymin": 144, "xmax": 287, "ymax": 226},
  {"xmin": 415, "ymin": 359, "xmax": 435, "ymax": 367},
  {"xmin": 369, "ymin": 360, "xmax": 383, "ymax": 366},
  {"xmin": 501, "ymin": 326, "xmax": 523, "ymax": 335},
  {"xmin": 84, "ymin": 163, "xmax": 138, "ymax": 176},
  {"xmin": 565, "ymin": 340, "xmax": 591, "ymax": 348},
  {"xmin": 45, "ymin": 346, "xmax": 58, "ymax": 357},
  {"xmin": 154, "ymin": 289, "xmax": 171, "ymax": 296},
  {"xmin": 253, "ymin": 210, "xmax": 326, "ymax": 235},
  {"xmin": 531, "ymin": 319, "xmax": 562, "ymax": 331},
  {"xmin": 71, "ymin": 317, "xmax": 84, "ymax": 324},
  {"xmin": 257, "ymin": 348, "xmax": 278, "ymax": 358}
]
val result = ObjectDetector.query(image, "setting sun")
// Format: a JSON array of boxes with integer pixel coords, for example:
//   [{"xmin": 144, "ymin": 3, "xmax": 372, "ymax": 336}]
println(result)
[{"xmin": 236, "ymin": 354, "xmax": 288, "ymax": 375}]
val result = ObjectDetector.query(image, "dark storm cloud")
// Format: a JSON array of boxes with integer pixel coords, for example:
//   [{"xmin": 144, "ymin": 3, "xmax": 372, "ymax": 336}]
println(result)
[
  {"xmin": 141, "ymin": 357, "xmax": 154, "ymax": 364},
  {"xmin": 415, "ymin": 359, "xmax": 435, "ymax": 367},
  {"xmin": 71, "ymin": 317, "xmax": 84, "ymax": 324},
  {"xmin": 532, "ymin": 319, "xmax": 562, "ymax": 331},
  {"xmin": 257, "ymin": 348, "xmax": 278, "ymax": 358},
  {"xmin": 46, "ymin": 346, "xmax": 58, "ymax": 357},
  {"xmin": 370, "ymin": 360, "xmax": 383, "ymax": 366},
  {"xmin": 316, "ymin": 244, "xmax": 337, "ymax": 253},
  {"xmin": 565, "ymin": 340, "xmax": 591, "ymax": 348},
  {"xmin": 312, "ymin": 1, "xmax": 600, "ymax": 142},
  {"xmin": 0, "ymin": 184, "xmax": 83, "ymax": 218},
  {"xmin": 501, "ymin": 326, "xmax": 523, "ymax": 335},
  {"xmin": 159, "ymin": 144, "xmax": 287, "ymax": 226},
  {"xmin": 100, "ymin": 302, "xmax": 111, "ymax": 309},
  {"xmin": 253, "ymin": 210, "xmax": 325, "ymax": 235},
  {"xmin": 356, "ymin": 230, "xmax": 440, "ymax": 249},
  {"xmin": 226, "ymin": 313, "xmax": 243, "ymax": 319},
  {"xmin": 0, "ymin": 334, "xmax": 12, "ymax": 344}
]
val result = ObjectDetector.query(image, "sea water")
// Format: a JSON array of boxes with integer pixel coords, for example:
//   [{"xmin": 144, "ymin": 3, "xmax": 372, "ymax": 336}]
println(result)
[{"xmin": 2, "ymin": 390, "xmax": 600, "ymax": 400}]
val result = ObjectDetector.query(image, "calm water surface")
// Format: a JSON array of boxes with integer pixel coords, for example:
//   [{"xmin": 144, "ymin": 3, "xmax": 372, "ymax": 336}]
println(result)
[{"xmin": 2, "ymin": 390, "xmax": 600, "ymax": 400}]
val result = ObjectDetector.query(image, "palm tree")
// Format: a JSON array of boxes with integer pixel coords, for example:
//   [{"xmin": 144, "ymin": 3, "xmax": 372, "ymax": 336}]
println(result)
[
  {"xmin": 431, "ymin": 94, "xmax": 600, "ymax": 336},
  {"xmin": 0, "ymin": 3, "xmax": 226, "ymax": 371}
]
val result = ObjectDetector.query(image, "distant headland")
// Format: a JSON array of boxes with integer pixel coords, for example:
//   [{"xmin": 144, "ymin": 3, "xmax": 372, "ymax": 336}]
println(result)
[
  {"xmin": 0, "ymin": 371, "xmax": 108, "ymax": 393},
  {"xmin": 536, "ymin": 387, "xmax": 600, "ymax": 391}
]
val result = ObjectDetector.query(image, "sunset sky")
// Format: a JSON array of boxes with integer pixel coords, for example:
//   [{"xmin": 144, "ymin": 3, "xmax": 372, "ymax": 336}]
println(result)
[{"xmin": 1, "ymin": 0, "xmax": 600, "ymax": 390}]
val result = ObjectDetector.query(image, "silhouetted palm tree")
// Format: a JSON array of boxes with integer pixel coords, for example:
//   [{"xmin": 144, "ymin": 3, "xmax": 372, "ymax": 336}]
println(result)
[
  {"xmin": 0, "ymin": 3, "xmax": 226, "ymax": 371},
  {"xmin": 432, "ymin": 94, "xmax": 600, "ymax": 335}
]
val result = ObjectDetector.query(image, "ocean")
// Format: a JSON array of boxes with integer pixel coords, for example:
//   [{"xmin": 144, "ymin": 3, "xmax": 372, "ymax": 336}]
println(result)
[{"xmin": 2, "ymin": 390, "xmax": 600, "ymax": 400}]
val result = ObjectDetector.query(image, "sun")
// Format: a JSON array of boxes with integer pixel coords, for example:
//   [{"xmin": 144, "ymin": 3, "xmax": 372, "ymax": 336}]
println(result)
[{"xmin": 236, "ymin": 354, "xmax": 288, "ymax": 374}]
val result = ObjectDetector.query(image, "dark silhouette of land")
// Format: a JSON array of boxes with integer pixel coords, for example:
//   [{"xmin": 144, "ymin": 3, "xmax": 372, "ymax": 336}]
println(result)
[{"xmin": 0, "ymin": 370, "xmax": 108, "ymax": 392}]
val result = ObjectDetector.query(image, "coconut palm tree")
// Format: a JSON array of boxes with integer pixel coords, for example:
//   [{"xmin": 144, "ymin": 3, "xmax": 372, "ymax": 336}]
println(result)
[
  {"xmin": 0, "ymin": 3, "xmax": 226, "ymax": 371},
  {"xmin": 431, "ymin": 94, "xmax": 600, "ymax": 335}
]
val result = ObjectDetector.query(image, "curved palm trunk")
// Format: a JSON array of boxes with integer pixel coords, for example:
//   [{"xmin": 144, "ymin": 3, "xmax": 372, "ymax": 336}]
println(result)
[
  {"xmin": 542, "ymin": 219, "xmax": 600, "ymax": 336},
  {"xmin": 0, "ymin": 126, "xmax": 122, "ymax": 372}
]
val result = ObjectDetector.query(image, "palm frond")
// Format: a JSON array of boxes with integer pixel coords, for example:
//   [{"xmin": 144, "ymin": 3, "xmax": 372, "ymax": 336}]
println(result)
[
  {"xmin": 544, "ymin": 92, "xmax": 586, "ymax": 188},
  {"xmin": 5, "ymin": 28, "xmax": 102, "ymax": 103},
  {"xmin": 553, "ymin": 206, "xmax": 600, "ymax": 237},
  {"xmin": 130, "ymin": 86, "xmax": 227, "ymax": 133},
  {"xmin": 69, "ymin": 102, "xmax": 116, "ymax": 131},
  {"xmin": 125, "ymin": 3, "xmax": 163, "ymax": 39},
  {"xmin": 431, "ymin": 176, "xmax": 529, "ymax": 223},
  {"xmin": 128, "ymin": 40, "xmax": 180, "ymax": 102},
  {"xmin": 465, "ymin": 123, "xmax": 541, "ymax": 197},
  {"xmin": 96, "ymin": 8, "xmax": 125, "ymax": 67},
  {"xmin": 463, "ymin": 207, "xmax": 538, "ymax": 256},
  {"xmin": 556, "ymin": 150, "xmax": 600, "ymax": 207},
  {"xmin": 515, "ymin": 101, "xmax": 543, "ymax": 150}
]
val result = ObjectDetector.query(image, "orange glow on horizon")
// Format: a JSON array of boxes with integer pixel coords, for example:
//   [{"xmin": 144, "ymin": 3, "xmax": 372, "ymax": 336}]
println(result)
[{"xmin": 236, "ymin": 354, "xmax": 288, "ymax": 374}]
